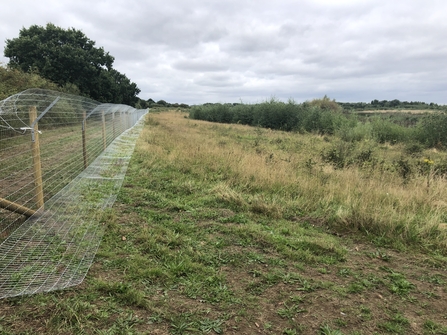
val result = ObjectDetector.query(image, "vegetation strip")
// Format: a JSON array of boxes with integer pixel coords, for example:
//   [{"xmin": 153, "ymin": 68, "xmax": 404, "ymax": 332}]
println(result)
[{"xmin": 189, "ymin": 97, "xmax": 447, "ymax": 149}]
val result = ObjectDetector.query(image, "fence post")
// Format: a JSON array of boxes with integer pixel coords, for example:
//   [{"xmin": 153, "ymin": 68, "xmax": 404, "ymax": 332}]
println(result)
[
  {"xmin": 29, "ymin": 106, "xmax": 44, "ymax": 210},
  {"xmin": 82, "ymin": 111, "xmax": 88, "ymax": 169},
  {"xmin": 112, "ymin": 111, "xmax": 116, "ymax": 139},
  {"xmin": 102, "ymin": 110, "xmax": 106, "ymax": 150}
]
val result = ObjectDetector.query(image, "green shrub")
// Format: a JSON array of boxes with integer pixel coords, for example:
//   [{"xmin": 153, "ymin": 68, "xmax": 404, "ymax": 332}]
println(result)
[
  {"xmin": 321, "ymin": 141, "xmax": 355, "ymax": 169},
  {"xmin": 232, "ymin": 103, "xmax": 254, "ymax": 125},
  {"xmin": 417, "ymin": 112, "xmax": 447, "ymax": 148},
  {"xmin": 394, "ymin": 156, "xmax": 413, "ymax": 183},
  {"xmin": 404, "ymin": 142, "xmax": 425, "ymax": 157},
  {"xmin": 337, "ymin": 121, "xmax": 373, "ymax": 142},
  {"xmin": 370, "ymin": 117, "xmax": 412, "ymax": 144}
]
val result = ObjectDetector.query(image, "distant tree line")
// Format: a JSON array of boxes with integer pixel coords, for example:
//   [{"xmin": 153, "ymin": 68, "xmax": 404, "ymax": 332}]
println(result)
[
  {"xmin": 135, "ymin": 98, "xmax": 189, "ymax": 109},
  {"xmin": 339, "ymin": 99, "xmax": 446, "ymax": 111}
]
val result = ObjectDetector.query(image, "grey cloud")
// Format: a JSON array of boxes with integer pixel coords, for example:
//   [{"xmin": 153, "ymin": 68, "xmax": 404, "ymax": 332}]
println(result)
[
  {"xmin": 221, "ymin": 25, "xmax": 290, "ymax": 54},
  {"xmin": 173, "ymin": 59, "xmax": 229, "ymax": 72},
  {"xmin": 1, "ymin": 0, "xmax": 446, "ymax": 104},
  {"xmin": 193, "ymin": 73, "xmax": 244, "ymax": 87}
]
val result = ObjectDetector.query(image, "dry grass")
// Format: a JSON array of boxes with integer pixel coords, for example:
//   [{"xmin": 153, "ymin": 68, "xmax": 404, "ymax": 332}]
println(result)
[{"xmin": 145, "ymin": 111, "xmax": 447, "ymax": 253}]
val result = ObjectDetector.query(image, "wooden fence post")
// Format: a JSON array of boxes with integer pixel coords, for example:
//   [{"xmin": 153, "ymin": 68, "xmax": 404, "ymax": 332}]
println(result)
[
  {"xmin": 102, "ymin": 110, "xmax": 106, "ymax": 150},
  {"xmin": 29, "ymin": 106, "xmax": 44, "ymax": 210},
  {"xmin": 82, "ymin": 111, "xmax": 88, "ymax": 169},
  {"xmin": 112, "ymin": 111, "xmax": 116, "ymax": 139},
  {"xmin": 0, "ymin": 197, "xmax": 37, "ymax": 217}
]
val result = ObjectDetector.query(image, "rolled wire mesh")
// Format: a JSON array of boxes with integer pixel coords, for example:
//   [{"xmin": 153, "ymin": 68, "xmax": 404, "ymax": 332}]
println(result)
[{"xmin": 0, "ymin": 89, "xmax": 147, "ymax": 298}]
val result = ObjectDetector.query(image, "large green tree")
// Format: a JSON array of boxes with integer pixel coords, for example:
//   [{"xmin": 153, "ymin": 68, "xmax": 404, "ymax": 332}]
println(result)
[{"xmin": 4, "ymin": 23, "xmax": 140, "ymax": 105}]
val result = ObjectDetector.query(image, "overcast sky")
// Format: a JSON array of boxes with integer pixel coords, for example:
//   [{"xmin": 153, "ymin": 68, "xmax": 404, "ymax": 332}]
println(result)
[{"xmin": 1, "ymin": 0, "xmax": 446, "ymax": 105}]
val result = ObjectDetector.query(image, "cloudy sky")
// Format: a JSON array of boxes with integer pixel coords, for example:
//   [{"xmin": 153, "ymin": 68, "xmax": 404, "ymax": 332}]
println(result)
[{"xmin": 1, "ymin": 0, "xmax": 446, "ymax": 105}]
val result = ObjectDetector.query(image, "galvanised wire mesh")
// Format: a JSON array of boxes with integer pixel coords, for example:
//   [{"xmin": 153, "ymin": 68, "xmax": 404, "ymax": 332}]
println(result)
[{"xmin": 0, "ymin": 89, "xmax": 147, "ymax": 298}]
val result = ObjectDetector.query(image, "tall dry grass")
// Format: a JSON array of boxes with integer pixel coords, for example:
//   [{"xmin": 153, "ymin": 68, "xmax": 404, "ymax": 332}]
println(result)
[{"xmin": 139, "ymin": 111, "xmax": 447, "ymax": 252}]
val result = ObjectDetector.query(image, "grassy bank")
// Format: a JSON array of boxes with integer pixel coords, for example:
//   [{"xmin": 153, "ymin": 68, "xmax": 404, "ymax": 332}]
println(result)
[
  {"xmin": 169, "ymin": 111, "xmax": 447, "ymax": 253},
  {"xmin": 0, "ymin": 111, "xmax": 446, "ymax": 334}
]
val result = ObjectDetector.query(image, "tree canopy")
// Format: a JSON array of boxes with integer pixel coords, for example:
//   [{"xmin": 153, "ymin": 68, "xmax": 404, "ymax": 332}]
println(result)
[{"xmin": 4, "ymin": 23, "xmax": 140, "ymax": 105}]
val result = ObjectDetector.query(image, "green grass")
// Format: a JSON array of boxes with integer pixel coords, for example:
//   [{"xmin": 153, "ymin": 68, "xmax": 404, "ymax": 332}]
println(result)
[{"xmin": 1, "ymin": 111, "xmax": 447, "ymax": 334}]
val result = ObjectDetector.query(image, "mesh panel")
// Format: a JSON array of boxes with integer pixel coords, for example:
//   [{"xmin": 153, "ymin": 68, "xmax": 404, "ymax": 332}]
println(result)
[{"xmin": 0, "ymin": 89, "xmax": 147, "ymax": 298}]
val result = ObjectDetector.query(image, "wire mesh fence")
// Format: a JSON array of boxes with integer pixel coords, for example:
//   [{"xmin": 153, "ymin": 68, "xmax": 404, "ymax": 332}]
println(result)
[{"xmin": 0, "ymin": 88, "xmax": 147, "ymax": 298}]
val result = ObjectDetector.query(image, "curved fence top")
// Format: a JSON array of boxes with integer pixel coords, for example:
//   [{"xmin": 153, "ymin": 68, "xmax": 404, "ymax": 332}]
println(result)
[
  {"xmin": 0, "ymin": 88, "xmax": 140, "ymax": 133},
  {"xmin": 0, "ymin": 88, "xmax": 148, "ymax": 299}
]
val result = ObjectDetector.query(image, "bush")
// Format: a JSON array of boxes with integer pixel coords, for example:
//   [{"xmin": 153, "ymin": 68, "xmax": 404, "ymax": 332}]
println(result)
[
  {"xmin": 232, "ymin": 104, "xmax": 254, "ymax": 125},
  {"xmin": 404, "ymin": 142, "xmax": 424, "ymax": 157},
  {"xmin": 417, "ymin": 112, "xmax": 447, "ymax": 148},
  {"xmin": 370, "ymin": 117, "xmax": 412, "ymax": 144},
  {"xmin": 251, "ymin": 99, "xmax": 300, "ymax": 131},
  {"xmin": 394, "ymin": 156, "xmax": 413, "ymax": 183},
  {"xmin": 321, "ymin": 141, "xmax": 355, "ymax": 169},
  {"xmin": 301, "ymin": 105, "xmax": 348, "ymax": 135},
  {"xmin": 308, "ymin": 95, "xmax": 342, "ymax": 113},
  {"xmin": 337, "ymin": 121, "xmax": 373, "ymax": 142}
]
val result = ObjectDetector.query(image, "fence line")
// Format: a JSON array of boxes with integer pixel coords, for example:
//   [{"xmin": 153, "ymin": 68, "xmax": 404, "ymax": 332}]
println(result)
[{"xmin": 0, "ymin": 88, "xmax": 147, "ymax": 298}]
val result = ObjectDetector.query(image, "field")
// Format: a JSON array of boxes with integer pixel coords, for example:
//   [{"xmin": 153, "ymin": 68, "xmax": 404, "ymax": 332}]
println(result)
[{"xmin": 0, "ymin": 110, "xmax": 446, "ymax": 334}]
